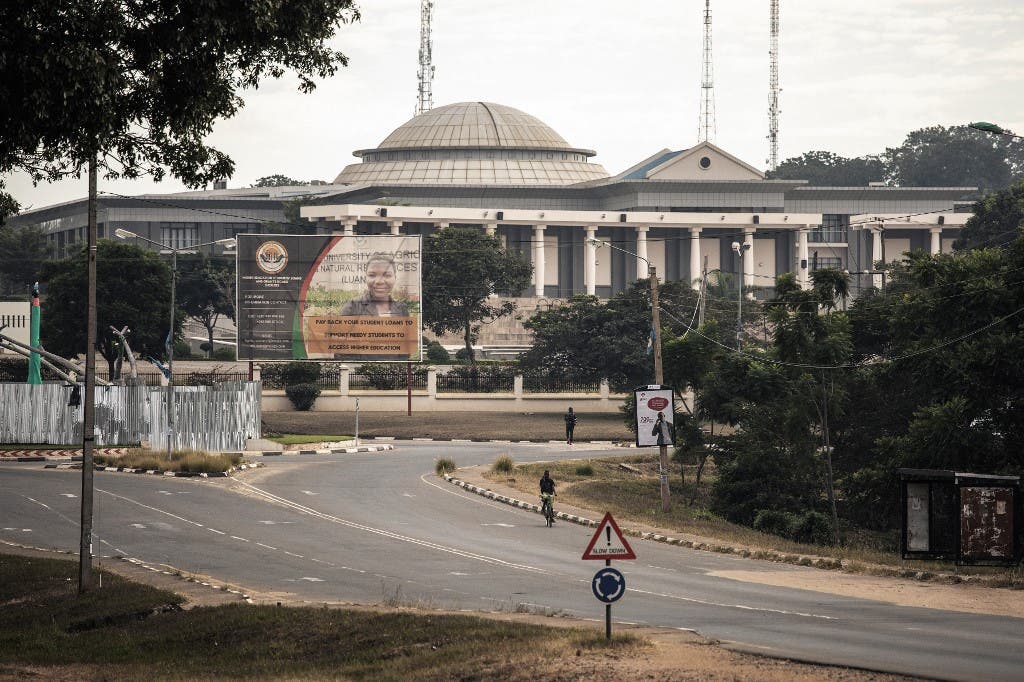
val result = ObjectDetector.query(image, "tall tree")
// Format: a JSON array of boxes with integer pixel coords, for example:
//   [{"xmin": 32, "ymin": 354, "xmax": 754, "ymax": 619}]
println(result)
[
  {"xmin": 39, "ymin": 240, "xmax": 174, "ymax": 376},
  {"xmin": 0, "ymin": 226, "xmax": 51, "ymax": 297},
  {"xmin": 767, "ymin": 151, "xmax": 885, "ymax": 186},
  {"xmin": 0, "ymin": 0, "xmax": 360, "ymax": 214},
  {"xmin": 422, "ymin": 227, "xmax": 531, "ymax": 361},
  {"xmin": 884, "ymin": 125, "xmax": 1023, "ymax": 192},
  {"xmin": 176, "ymin": 253, "xmax": 234, "ymax": 357},
  {"xmin": 252, "ymin": 175, "xmax": 304, "ymax": 187},
  {"xmin": 954, "ymin": 180, "xmax": 1024, "ymax": 251}
]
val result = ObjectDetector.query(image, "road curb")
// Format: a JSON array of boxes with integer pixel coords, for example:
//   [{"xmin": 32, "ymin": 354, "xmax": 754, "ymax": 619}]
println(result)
[
  {"xmin": 44, "ymin": 462, "xmax": 265, "ymax": 477},
  {"xmin": 238, "ymin": 444, "xmax": 395, "ymax": 457}
]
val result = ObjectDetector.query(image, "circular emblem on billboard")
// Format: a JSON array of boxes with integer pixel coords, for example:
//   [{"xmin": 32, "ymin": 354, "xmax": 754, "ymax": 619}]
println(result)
[
  {"xmin": 256, "ymin": 240, "xmax": 288, "ymax": 274},
  {"xmin": 647, "ymin": 396, "xmax": 669, "ymax": 411}
]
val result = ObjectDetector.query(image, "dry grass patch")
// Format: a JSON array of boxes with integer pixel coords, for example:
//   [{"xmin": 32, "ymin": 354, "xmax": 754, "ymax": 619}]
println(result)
[{"xmin": 94, "ymin": 448, "xmax": 242, "ymax": 473}]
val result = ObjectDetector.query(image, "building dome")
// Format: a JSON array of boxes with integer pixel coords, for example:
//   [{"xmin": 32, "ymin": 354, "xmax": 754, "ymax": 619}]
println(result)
[{"xmin": 334, "ymin": 102, "xmax": 608, "ymax": 186}]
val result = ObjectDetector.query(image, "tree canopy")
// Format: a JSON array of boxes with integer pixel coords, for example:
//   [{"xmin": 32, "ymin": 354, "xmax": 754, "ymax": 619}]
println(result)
[
  {"xmin": 175, "ymin": 253, "xmax": 235, "ymax": 357},
  {"xmin": 0, "ymin": 226, "xmax": 51, "ymax": 297},
  {"xmin": 422, "ymin": 227, "xmax": 532, "ymax": 360},
  {"xmin": 39, "ymin": 240, "xmax": 175, "ymax": 375},
  {"xmin": 767, "ymin": 151, "xmax": 884, "ymax": 186},
  {"xmin": 0, "ymin": 0, "xmax": 360, "ymax": 219},
  {"xmin": 252, "ymin": 175, "xmax": 305, "ymax": 187},
  {"xmin": 954, "ymin": 179, "xmax": 1024, "ymax": 251}
]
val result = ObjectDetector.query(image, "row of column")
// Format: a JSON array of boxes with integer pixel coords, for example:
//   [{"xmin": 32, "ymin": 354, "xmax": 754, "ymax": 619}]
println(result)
[
  {"xmin": 869, "ymin": 227, "xmax": 944, "ymax": 289},
  {"xmin": 338, "ymin": 219, "xmax": 817, "ymax": 296}
]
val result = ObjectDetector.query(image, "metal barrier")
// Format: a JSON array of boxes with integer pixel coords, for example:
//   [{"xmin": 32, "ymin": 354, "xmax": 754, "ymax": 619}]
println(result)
[{"xmin": 0, "ymin": 381, "xmax": 261, "ymax": 451}]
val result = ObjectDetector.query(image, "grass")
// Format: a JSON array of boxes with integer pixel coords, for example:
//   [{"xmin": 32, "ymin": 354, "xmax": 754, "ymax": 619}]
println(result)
[
  {"xmin": 94, "ymin": 448, "xmax": 243, "ymax": 473},
  {"xmin": 485, "ymin": 454, "xmax": 1024, "ymax": 582},
  {"xmin": 268, "ymin": 434, "xmax": 352, "ymax": 445},
  {"xmin": 435, "ymin": 457, "xmax": 456, "ymax": 475},
  {"xmin": 0, "ymin": 553, "xmax": 648, "ymax": 680},
  {"xmin": 491, "ymin": 454, "xmax": 515, "ymax": 474}
]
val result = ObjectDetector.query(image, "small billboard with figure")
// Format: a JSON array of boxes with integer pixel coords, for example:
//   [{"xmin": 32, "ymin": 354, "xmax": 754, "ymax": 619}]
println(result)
[
  {"xmin": 236, "ymin": 234, "xmax": 422, "ymax": 362},
  {"xmin": 633, "ymin": 385, "xmax": 675, "ymax": 447}
]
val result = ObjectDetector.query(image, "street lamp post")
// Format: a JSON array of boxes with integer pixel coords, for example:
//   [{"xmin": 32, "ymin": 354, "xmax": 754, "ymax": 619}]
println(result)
[
  {"xmin": 589, "ymin": 238, "xmax": 671, "ymax": 511},
  {"xmin": 969, "ymin": 121, "xmax": 1022, "ymax": 141},
  {"xmin": 114, "ymin": 229, "xmax": 235, "ymax": 459},
  {"xmin": 731, "ymin": 241, "xmax": 751, "ymax": 349}
]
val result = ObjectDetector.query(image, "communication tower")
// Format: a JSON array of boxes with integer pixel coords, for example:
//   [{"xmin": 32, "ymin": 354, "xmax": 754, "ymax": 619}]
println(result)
[
  {"xmin": 767, "ymin": 0, "xmax": 780, "ymax": 170},
  {"xmin": 698, "ymin": 0, "xmax": 716, "ymax": 142},
  {"xmin": 416, "ymin": 0, "xmax": 435, "ymax": 116}
]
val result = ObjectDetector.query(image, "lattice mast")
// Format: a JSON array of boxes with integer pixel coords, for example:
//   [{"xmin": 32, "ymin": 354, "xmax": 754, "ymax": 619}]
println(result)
[
  {"xmin": 767, "ymin": 0, "xmax": 780, "ymax": 169},
  {"xmin": 698, "ymin": 0, "xmax": 716, "ymax": 142},
  {"xmin": 416, "ymin": 0, "xmax": 435, "ymax": 116}
]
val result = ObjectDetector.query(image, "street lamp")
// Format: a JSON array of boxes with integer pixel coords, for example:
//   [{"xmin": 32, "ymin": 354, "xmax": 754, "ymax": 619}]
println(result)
[
  {"xmin": 589, "ymin": 238, "xmax": 671, "ymax": 512},
  {"xmin": 730, "ymin": 241, "xmax": 751, "ymax": 349},
  {"xmin": 969, "ymin": 121, "xmax": 1022, "ymax": 140},
  {"xmin": 114, "ymin": 228, "xmax": 236, "ymax": 459}
]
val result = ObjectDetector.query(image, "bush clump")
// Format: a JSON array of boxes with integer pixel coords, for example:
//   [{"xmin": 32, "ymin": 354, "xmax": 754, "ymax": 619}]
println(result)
[
  {"xmin": 575, "ymin": 462, "xmax": 594, "ymax": 476},
  {"xmin": 425, "ymin": 341, "xmax": 450, "ymax": 363},
  {"xmin": 281, "ymin": 361, "xmax": 322, "ymax": 386},
  {"xmin": 435, "ymin": 457, "xmax": 456, "ymax": 475},
  {"xmin": 491, "ymin": 455, "xmax": 515, "ymax": 474},
  {"xmin": 286, "ymin": 383, "xmax": 321, "ymax": 411},
  {"xmin": 753, "ymin": 509, "xmax": 835, "ymax": 545}
]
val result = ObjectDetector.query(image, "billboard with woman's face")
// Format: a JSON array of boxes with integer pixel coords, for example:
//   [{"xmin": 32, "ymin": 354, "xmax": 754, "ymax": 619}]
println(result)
[{"xmin": 236, "ymin": 234, "xmax": 422, "ymax": 361}]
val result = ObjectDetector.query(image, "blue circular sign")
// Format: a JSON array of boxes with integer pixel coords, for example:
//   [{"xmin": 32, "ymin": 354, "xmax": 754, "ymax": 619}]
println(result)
[{"xmin": 592, "ymin": 567, "xmax": 626, "ymax": 603}]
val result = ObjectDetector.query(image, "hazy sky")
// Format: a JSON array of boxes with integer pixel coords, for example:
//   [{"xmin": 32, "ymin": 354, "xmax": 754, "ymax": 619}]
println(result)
[{"xmin": 6, "ymin": 0, "xmax": 1024, "ymax": 209}]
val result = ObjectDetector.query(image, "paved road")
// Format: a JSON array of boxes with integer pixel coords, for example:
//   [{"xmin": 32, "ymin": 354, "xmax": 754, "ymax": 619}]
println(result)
[{"xmin": 3, "ymin": 442, "xmax": 1023, "ymax": 681}]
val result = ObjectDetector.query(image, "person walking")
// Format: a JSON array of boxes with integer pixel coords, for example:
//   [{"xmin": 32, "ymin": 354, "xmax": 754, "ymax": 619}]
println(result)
[{"xmin": 564, "ymin": 407, "xmax": 577, "ymax": 445}]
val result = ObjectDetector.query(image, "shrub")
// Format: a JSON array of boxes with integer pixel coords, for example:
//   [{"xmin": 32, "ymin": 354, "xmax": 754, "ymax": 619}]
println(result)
[
  {"xmin": 753, "ymin": 509, "xmax": 798, "ymax": 538},
  {"xmin": 356, "ymin": 363, "xmax": 427, "ymax": 389},
  {"xmin": 286, "ymin": 383, "xmax": 321, "ymax": 411},
  {"xmin": 491, "ymin": 455, "xmax": 514, "ymax": 474},
  {"xmin": 455, "ymin": 347, "xmax": 474, "ymax": 362},
  {"xmin": 792, "ymin": 510, "xmax": 835, "ymax": 545},
  {"xmin": 575, "ymin": 462, "xmax": 594, "ymax": 476},
  {"xmin": 211, "ymin": 347, "xmax": 236, "ymax": 361},
  {"xmin": 281, "ymin": 361, "xmax": 322, "ymax": 386},
  {"xmin": 199, "ymin": 342, "xmax": 212, "ymax": 353},
  {"xmin": 435, "ymin": 457, "xmax": 456, "ymax": 475},
  {"xmin": 425, "ymin": 341, "xmax": 450, "ymax": 363},
  {"xmin": 173, "ymin": 340, "xmax": 193, "ymax": 359}
]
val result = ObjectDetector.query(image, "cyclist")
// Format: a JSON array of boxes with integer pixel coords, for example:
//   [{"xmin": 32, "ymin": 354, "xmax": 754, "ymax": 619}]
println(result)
[{"xmin": 539, "ymin": 469, "xmax": 556, "ymax": 524}]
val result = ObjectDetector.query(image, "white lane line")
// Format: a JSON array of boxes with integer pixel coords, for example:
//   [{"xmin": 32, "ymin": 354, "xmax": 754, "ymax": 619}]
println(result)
[
  {"xmin": 60, "ymin": 493, "xmax": 77, "ymax": 498},
  {"xmin": 230, "ymin": 536, "xmax": 249, "ymax": 542},
  {"xmin": 256, "ymin": 542, "xmax": 277, "ymax": 550},
  {"xmin": 300, "ymin": 577, "xmax": 323, "ymax": 582},
  {"xmin": 285, "ymin": 551, "xmax": 304, "ymax": 558},
  {"xmin": 208, "ymin": 528, "xmax": 226, "ymax": 535},
  {"xmin": 234, "ymin": 479, "xmax": 548, "ymax": 575},
  {"xmin": 301, "ymin": 490, "xmax": 318, "ymax": 496},
  {"xmin": 26, "ymin": 497, "xmax": 51, "ymax": 510}
]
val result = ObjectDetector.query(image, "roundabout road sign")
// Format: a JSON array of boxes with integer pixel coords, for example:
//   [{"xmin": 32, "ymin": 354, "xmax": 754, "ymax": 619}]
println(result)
[{"xmin": 591, "ymin": 567, "xmax": 626, "ymax": 604}]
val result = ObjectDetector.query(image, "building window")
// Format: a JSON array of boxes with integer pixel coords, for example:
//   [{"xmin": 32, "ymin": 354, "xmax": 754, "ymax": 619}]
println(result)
[
  {"xmin": 810, "ymin": 214, "xmax": 849, "ymax": 243},
  {"xmin": 813, "ymin": 255, "xmax": 843, "ymax": 270},
  {"xmin": 160, "ymin": 223, "xmax": 199, "ymax": 250},
  {"xmin": 699, "ymin": 156, "xmax": 712, "ymax": 169}
]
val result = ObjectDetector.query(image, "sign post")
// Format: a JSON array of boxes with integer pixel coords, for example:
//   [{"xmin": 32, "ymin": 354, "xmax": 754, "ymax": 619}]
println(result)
[{"xmin": 582, "ymin": 512, "xmax": 636, "ymax": 639}]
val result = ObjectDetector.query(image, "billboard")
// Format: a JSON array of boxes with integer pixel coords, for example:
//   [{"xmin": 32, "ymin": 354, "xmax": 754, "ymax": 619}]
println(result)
[
  {"xmin": 236, "ymin": 234, "xmax": 422, "ymax": 362},
  {"xmin": 633, "ymin": 385, "xmax": 675, "ymax": 447}
]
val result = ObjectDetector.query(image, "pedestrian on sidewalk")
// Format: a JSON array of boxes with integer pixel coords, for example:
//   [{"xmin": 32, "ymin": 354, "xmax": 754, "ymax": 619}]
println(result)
[{"xmin": 564, "ymin": 407, "xmax": 577, "ymax": 445}]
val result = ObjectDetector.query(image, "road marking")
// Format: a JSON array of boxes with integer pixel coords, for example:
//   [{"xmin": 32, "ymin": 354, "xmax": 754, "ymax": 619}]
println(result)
[
  {"xmin": 60, "ymin": 493, "xmax": 76, "ymax": 498},
  {"xmin": 481, "ymin": 523, "xmax": 514, "ymax": 528},
  {"xmin": 301, "ymin": 490, "xmax": 318, "ymax": 496},
  {"xmin": 207, "ymin": 528, "xmax": 226, "ymax": 535},
  {"xmin": 130, "ymin": 523, "xmax": 147, "ymax": 529},
  {"xmin": 285, "ymin": 551, "xmax": 304, "ymax": 558},
  {"xmin": 256, "ymin": 542, "xmax": 277, "ymax": 550},
  {"xmin": 230, "ymin": 536, "xmax": 249, "ymax": 542},
  {"xmin": 300, "ymin": 577, "xmax": 323, "ymax": 582},
  {"xmin": 402, "ymin": 493, "xmax": 416, "ymax": 497}
]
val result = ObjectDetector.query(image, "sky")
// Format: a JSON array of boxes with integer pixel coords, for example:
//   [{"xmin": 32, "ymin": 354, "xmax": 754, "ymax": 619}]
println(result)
[{"xmin": 6, "ymin": 0, "xmax": 1024, "ymax": 210}]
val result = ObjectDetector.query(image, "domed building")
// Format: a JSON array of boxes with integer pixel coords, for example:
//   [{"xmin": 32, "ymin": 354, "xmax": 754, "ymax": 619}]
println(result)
[{"xmin": 334, "ymin": 102, "xmax": 608, "ymax": 186}]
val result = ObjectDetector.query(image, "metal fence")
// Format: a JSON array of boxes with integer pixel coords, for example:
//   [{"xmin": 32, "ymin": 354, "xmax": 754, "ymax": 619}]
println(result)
[
  {"xmin": 0, "ymin": 382, "xmax": 261, "ymax": 451},
  {"xmin": 522, "ymin": 375, "xmax": 601, "ymax": 393},
  {"xmin": 350, "ymin": 367, "xmax": 428, "ymax": 390},
  {"xmin": 436, "ymin": 373, "xmax": 514, "ymax": 393}
]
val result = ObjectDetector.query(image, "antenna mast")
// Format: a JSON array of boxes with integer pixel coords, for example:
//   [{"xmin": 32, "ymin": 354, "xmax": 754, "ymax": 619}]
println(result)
[
  {"xmin": 416, "ymin": 0, "xmax": 435, "ymax": 116},
  {"xmin": 698, "ymin": 0, "xmax": 716, "ymax": 142},
  {"xmin": 768, "ymin": 0, "xmax": 780, "ymax": 169}
]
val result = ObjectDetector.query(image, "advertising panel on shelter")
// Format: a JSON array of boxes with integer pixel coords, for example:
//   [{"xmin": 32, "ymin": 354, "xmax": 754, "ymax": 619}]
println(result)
[
  {"xmin": 633, "ymin": 385, "xmax": 675, "ymax": 447},
  {"xmin": 236, "ymin": 234, "xmax": 422, "ymax": 362}
]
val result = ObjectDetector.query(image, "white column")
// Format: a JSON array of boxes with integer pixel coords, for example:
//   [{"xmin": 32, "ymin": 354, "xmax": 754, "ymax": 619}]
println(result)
[
  {"xmin": 930, "ymin": 227, "xmax": 942, "ymax": 255},
  {"xmin": 585, "ymin": 225, "xmax": 597, "ymax": 296},
  {"xmin": 872, "ymin": 227, "xmax": 883, "ymax": 289},
  {"xmin": 689, "ymin": 227, "xmax": 702, "ymax": 290},
  {"xmin": 743, "ymin": 229, "xmax": 755, "ymax": 293},
  {"xmin": 798, "ymin": 227, "xmax": 810, "ymax": 290},
  {"xmin": 343, "ymin": 220, "xmax": 356, "ymax": 237},
  {"xmin": 485, "ymin": 224, "xmax": 496, "ymax": 237},
  {"xmin": 533, "ymin": 224, "xmax": 546, "ymax": 297},
  {"xmin": 635, "ymin": 226, "xmax": 649, "ymax": 277},
  {"xmin": 390, "ymin": 220, "xmax": 402, "ymax": 235}
]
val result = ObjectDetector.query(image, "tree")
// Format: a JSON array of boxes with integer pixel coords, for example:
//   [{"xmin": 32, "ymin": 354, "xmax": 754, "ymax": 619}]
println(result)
[
  {"xmin": 954, "ymin": 180, "xmax": 1024, "ymax": 251},
  {"xmin": 422, "ymin": 227, "xmax": 532, "ymax": 361},
  {"xmin": 38, "ymin": 240, "xmax": 175, "ymax": 376},
  {"xmin": 252, "ymin": 175, "xmax": 304, "ymax": 187},
  {"xmin": 176, "ymin": 253, "xmax": 234, "ymax": 357},
  {"xmin": 767, "ymin": 151, "xmax": 885, "ymax": 186},
  {"xmin": 884, "ymin": 125, "xmax": 1024, "ymax": 192},
  {"xmin": 0, "ymin": 0, "xmax": 360, "ymax": 214},
  {"xmin": 0, "ymin": 226, "xmax": 51, "ymax": 297}
]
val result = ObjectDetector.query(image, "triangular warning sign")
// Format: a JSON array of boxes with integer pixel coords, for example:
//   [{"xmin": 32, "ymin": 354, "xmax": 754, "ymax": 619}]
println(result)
[{"xmin": 582, "ymin": 512, "xmax": 636, "ymax": 560}]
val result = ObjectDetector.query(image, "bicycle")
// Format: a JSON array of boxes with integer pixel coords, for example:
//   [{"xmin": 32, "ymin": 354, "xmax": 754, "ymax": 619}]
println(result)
[{"xmin": 540, "ymin": 492, "xmax": 555, "ymax": 527}]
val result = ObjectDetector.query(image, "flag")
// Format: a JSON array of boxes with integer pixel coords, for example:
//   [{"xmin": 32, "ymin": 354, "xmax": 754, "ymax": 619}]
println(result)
[
  {"xmin": 164, "ymin": 330, "xmax": 172, "ymax": 358},
  {"xmin": 646, "ymin": 325, "xmax": 656, "ymax": 355},
  {"xmin": 145, "ymin": 356, "xmax": 171, "ymax": 380}
]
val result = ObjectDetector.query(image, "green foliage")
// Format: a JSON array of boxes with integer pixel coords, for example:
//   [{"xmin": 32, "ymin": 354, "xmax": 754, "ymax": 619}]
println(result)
[
  {"xmin": 491, "ymin": 455, "xmax": 515, "ymax": 474},
  {"xmin": 767, "ymin": 151, "xmax": 885, "ymax": 186},
  {"xmin": 281, "ymin": 361, "xmax": 322, "ymax": 386},
  {"xmin": 425, "ymin": 340, "xmax": 451, "ymax": 363},
  {"xmin": 252, "ymin": 174, "xmax": 303, "ymax": 187},
  {"xmin": 173, "ymin": 340, "xmax": 194, "ymax": 359},
  {"xmin": 752, "ymin": 509, "xmax": 797, "ymax": 537},
  {"xmin": 285, "ymin": 383, "xmax": 321, "ymax": 411},
  {"xmin": 0, "ymin": 226, "xmax": 51, "ymax": 296},
  {"xmin": 955, "ymin": 179, "xmax": 1024, "ymax": 251},
  {"xmin": 211, "ymin": 347, "xmax": 236, "ymax": 361},
  {"xmin": 435, "ymin": 457, "xmax": 456, "ymax": 475},
  {"xmin": 575, "ymin": 462, "xmax": 594, "ymax": 476},
  {"xmin": 355, "ymin": 363, "xmax": 427, "ymax": 389},
  {"xmin": 422, "ymin": 227, "xmax": 532, "ymax": 361},
  {"xmin": 752, "ymin": 509, "xmax": 834, "ymax": 545},
  {"xmin": 39, "ymin": 240, "xmax": 173, "ymax": 375},
  {"xmin": 455, "ymin": 346, "xmax": 475, "ymax": 362},
  {"xmin": 0, "ymin": 1, "xmax": 360, "ymax": 213}
]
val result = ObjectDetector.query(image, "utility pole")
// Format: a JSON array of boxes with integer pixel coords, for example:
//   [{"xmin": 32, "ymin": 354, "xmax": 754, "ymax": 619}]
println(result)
[
  {"xmin": 649, "ymin": 266, "xmax": 669, "ymax": 512},
  {"xmin": 697, "ymin": 256, "xmax": 708, "ymax": 328},
  {"xmin": 79, "ymin": 157, "xmax": 98, "ymax": 593}
]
